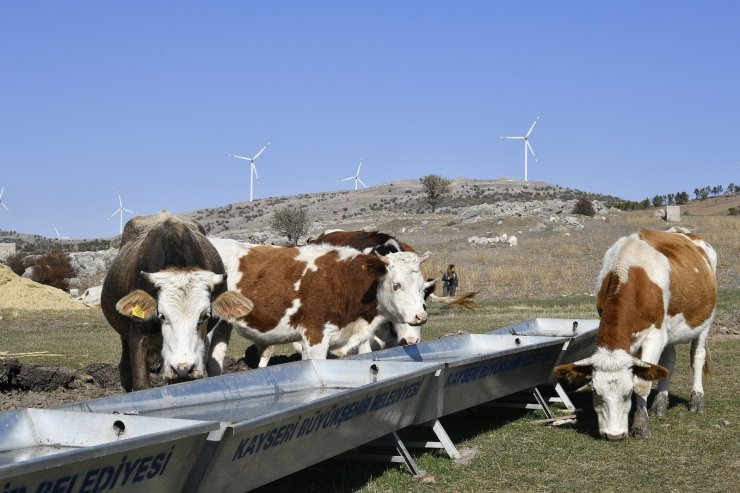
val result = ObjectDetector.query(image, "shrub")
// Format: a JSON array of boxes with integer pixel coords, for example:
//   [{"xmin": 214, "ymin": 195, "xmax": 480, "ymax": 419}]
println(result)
[
  {"xmin": 4, "ymin": 253, "xmax": 26, "ymax": 276},
  {"xmin": 31, "ymin": 248, "xmax": 74, "ymax": 291},
  {"xmin": 270, "ymin": 207, "xmax": 309, "ymax": 245},
  {"xmin": 572, "ymin": 198, "xmax": 596, "ymax": 217},
  {"xmin": 729, "ymin": 207, "xmax": 738, "ymax": 216}
]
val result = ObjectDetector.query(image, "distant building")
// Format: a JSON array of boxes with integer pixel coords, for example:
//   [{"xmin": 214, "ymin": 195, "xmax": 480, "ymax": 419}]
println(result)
[
  {"xmin": 665, "ymin": 205, "xmax": 681, "ymax": 222},
  {"xmin": 0, "ymin": 242, "xmax": 16, "ymax": 261}
]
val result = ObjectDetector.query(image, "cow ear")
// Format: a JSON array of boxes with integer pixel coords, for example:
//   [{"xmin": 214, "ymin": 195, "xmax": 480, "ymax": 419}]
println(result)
[
  {"xmin": 553, "ymin": 361, "xmax": 593, "ymax": 383},
  {"xmin": 212, "ymin": 291, "xmax": 253, "ymax": 321},
  {"xmin": 632, "ymin": 361, "xmax": 670, "ymax": 381},
  {"xmin": 363, "ymin": 256, "xmax": 388, "ymax": 277},
  {"xmin": 116, "ymin": 290, "xmax": 157, "ymax": 321}
]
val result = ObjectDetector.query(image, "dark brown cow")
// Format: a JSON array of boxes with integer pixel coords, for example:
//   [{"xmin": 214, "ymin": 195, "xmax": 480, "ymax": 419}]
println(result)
[
  {"xmin": 102, "ymin": 212, "xmax": 253, "ymax": 391},
  {"xmin": 210, "ymin": 238, "xmax": 430, "ymax": 367},
  {"xmin": 554, "ymin": 228, "xmax": 717, "ymax": 440}
]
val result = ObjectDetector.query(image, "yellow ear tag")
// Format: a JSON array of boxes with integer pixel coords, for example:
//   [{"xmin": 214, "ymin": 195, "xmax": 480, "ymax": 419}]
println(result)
[{"xmin": 131, "ymin": 305, "xmax": 146, "ymax": 319}]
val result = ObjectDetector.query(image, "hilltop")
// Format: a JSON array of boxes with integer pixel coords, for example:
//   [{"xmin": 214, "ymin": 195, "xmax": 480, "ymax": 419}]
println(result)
[{"xmin": 181, "ymin": 177, "xmax": 619, "ymax": 239}]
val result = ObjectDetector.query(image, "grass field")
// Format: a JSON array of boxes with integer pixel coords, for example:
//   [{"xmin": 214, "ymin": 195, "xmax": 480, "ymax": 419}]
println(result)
[{"xmin": 1, "ymin": 290, "xmax": 738, "ymax": 493}]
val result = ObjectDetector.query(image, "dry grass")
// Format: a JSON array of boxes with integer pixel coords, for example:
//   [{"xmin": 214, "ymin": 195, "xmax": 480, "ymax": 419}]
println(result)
[{"xmin": 418, "ymin": 211, "xmax": 739, "ymax": 299}]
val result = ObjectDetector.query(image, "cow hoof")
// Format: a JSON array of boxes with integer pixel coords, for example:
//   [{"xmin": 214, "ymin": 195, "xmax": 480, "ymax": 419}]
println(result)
[
  {"xmin": 649, "ymin": 393, "xmax": 669, "ymax": 417},
  {"xmin": 689, "ymin": 391, "xmax": 705, "ymax": 413},
  {"xmin": 630, "ymin": 408, "xmax": 651, "ymax": 438}
]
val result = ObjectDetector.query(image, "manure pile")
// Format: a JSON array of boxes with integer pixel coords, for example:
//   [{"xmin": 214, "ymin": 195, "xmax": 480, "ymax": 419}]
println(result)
[{"xmin": 0, "ymin": 264, "xmax": 88, "ymax": 311}]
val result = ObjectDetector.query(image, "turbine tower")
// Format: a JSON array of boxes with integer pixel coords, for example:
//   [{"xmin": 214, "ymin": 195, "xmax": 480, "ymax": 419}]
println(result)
[
  {"xmin": 0, "ymin": 184, "xmax": 10, "ymax": 213},
  {"xmin": 339, "ymin": 158, "xmax": 367, "ymax": 190},
  {"xmin": 109, "ymin": 192, "xmax": 133, "ymax": 235},
  {"xmin": 500, "ymin": 116, "xmax": 540, "ymax": 181},
  {"xmin": 227, "ymin": 141, "xmax": 270, "ymax": 202}
]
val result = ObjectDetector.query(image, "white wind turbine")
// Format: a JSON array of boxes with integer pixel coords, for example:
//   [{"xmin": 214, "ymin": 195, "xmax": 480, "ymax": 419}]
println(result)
[
  {"xmin": 53, "ymin": 226, "xmax": 70, "ymax": 240},
  {"xmin": 227, "ymin": 141, "xmax": 270, "ymax": 202},
  {"xmin": 109, "ymin": 192, "xmax": 133, "ymax": 235},
  {"xmin": 339, "ymin": 158, "xmax": 367, "ymax": 190},
  {"xmin": 500, "ymin": 116, "xmax": 540, "ymax": 182},
  {"xmin": 0, "ymin": 184, "xmax": 10, "ymax": 213}
]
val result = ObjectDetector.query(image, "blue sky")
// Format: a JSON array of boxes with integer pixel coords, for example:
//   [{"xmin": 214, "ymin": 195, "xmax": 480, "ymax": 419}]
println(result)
[{"xmin": 1, "ymin": 1, "xmax": 738, "ymax": 239}]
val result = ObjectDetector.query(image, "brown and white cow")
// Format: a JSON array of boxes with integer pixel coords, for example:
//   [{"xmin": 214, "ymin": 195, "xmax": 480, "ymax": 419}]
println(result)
[
  {"xmin": 102, "ymin": 212, "xmax": 253, "ymax": 391},
  {"xmin": 554, "ymin": 228, "xmax": 717, "ymax": 440},
  {"xmin": 308, "ymin": 229, "xmax": 476, "ymax": 351},
  {"xmin": 209, "ymin": 237, "xmax": 430, "ymax": 367}
]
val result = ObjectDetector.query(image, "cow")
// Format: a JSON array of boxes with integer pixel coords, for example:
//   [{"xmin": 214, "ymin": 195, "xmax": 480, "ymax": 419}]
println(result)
[
  {"xmin": 554, "ymin": 228, "xmax": 717, "ymax": 440},
  {"xmin": 308, "ymin": 229, "xmax": 476, "ymax": 351},
  {"xmin": 209, "ymin": 237, "xmax": 430, "ymax": 367},
  {"xmin": 101, "ymin": 212, "xmax": 253, "ymax": 391}
]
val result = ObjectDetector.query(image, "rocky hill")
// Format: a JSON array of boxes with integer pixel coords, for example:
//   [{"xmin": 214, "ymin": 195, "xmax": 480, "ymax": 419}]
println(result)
[{"xmin": 181, "ymin": 177, "xmax": 619, "ymax": 241}]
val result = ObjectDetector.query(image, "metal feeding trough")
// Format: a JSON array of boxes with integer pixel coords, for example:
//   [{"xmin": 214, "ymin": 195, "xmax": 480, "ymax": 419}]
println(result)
[
  {"xmin": 0, "ymin": 408, "xmax": 216, "ymax": 493},
  {"xmin": 348, "ymin": 333, "xmax": 568, "ymax": 421},
  {"xmin": 488, "ymin": 318, "xmax": 600, "ymax": 410},
  {"xmin": 62, "ymin": 359, "xmax": 443, "ymax": 492}
]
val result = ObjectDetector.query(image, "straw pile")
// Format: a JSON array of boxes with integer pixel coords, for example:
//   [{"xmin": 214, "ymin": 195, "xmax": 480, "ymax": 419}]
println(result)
[{"xmin": 0, "ymin": 264, "xmax": 88, "ymax": 311}]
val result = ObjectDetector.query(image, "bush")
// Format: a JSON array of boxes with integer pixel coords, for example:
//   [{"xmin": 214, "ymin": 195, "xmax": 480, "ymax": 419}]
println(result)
[
  {"xmin": 729, "ymin": 207, "xmax": 738, "ymax": 216},
  {"xmin": 31, "ymin": 247, "xmax": 74, "ymax": 291},
  {"xmin": 572, "ymin": 198, "xmax": 596, "ymax": 217},
  {"xmin": 4, "ymin": 254, "xmax": 26, "ymax": 276}
]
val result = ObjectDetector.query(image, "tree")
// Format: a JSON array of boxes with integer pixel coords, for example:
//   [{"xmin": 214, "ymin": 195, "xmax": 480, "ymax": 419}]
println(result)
[
  {"xmin": 270, "ymin": 207, "xmax": 309, "ymax": 245},
  {"xmin": 652, "ymin": 195, "xmax": 664, "ymax": 207},
  {"xmin": 4, "ymin": 253, "xmax": 26, "ymax": 276},
  {"xmin": 675, "ymin": 191, "xmax": 689, "ymax": 205},
  {"xmin": 31, "ymin": 247, "xmax": 74, "ymax": 291},
  {"xmin": 420, "ymin": 174, "xmax": 451, "ymax": 212},
  {"xmin": 572, "ymin": 198, "xmax": 596, "ymax": 217}
]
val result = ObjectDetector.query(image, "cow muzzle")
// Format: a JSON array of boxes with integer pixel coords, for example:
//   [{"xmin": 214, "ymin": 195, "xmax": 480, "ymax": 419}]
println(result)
[
  {"xmin": 166, "ymin": 363, "xmax": 200, "ymax": 382},
  {"xmin": 600, "ymin": 432, "xmax": 627, "ymax": 441},
  {"xmin": 399, "ymin": 336, "xmax": 419, "ymax": 345},
  {"xmin": 409, "ymin": 312, "xmax": 428, "ymax": 326}
]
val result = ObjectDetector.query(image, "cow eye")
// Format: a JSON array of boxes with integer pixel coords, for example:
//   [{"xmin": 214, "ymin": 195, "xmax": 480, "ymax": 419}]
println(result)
[
  {"xmin": 393, "ymin": 282, "xmax": 402, "ymax": 291},
  {"xmin": 199, "ymin": 311, "xmax": 210, "ymax": 323}
]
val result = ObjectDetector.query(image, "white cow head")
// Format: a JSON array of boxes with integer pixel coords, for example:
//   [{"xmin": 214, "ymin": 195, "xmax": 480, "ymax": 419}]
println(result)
[
  {"xmin": 374, "ymin": 251, "xmax": 429, "ymax": 327},
  {"xmin": 115, "ymin": 269, "xmax": 253, "ymax": 383},
  {"xmin": 554, "ymin": 347, "xmax": 669, "ymax": 440}
]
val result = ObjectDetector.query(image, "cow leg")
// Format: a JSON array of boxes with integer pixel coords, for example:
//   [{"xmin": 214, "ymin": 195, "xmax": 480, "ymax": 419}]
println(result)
[
  {"xmin": 207, "ymin": 321, "xmax": 233, "ymax": 376},
  {"xmin": 128, "ymin": 330, "xmax": 152, "ymax": 391},
  {"xmin": 689, "ymin": 327, "xmax": 711, "ymax": 413},
  {"xmin": 118, "ymin": 335, "xmax": 133, "ymax": 393},
  {"xmin": 301, "ymin": 335, "xmax": 332, "ymax": 361},
  {"xmin": 649, "ymin": 344, "xmax": 676, "ymax": 417},
  {"xmin": 630, "ymin": 339, "xmax": 665, "ymax": 438},
  {"xmin": 257, "ymin": 344, "xmax": 274, "ymax": 368}
]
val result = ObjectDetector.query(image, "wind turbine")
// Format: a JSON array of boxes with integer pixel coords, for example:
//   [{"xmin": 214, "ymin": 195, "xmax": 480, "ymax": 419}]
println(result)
[
  {"xmin": 500, "ymin": 116, "xmax": 540, "ymax": 182},
  {"xmin": 339, "ymin": 158, "xmax": 367, "ymax": 190},
  {"xmin": 227, "ymin": 141, "xmax": 270, "ymax": 202},
  {"xmin": 0, "ymin": 184, "xmax": 10, "ymax": 213},
  {"xmin": 109, "ymin": 192, "xmax": 133, "ymax": 235},
  {"xmin": 53, "ymin": 226, "xmax": 70, "ymax": 240}
]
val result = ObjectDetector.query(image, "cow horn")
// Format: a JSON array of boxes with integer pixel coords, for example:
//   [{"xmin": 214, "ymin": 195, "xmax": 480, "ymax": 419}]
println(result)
[
  {"xmin": 571, "ymin": 357, "xmax": 593, "ymax": 367},
  {"xmin": 631, "ymin": 357, "xmax": 651, "ymax": 368},
  {"xmin": 374, "ymin": 250, "xmax": 391, "ymax": 265},
  {"xmin": 419, "ymin": 251, "xmax": 431, "ymax": 264}
]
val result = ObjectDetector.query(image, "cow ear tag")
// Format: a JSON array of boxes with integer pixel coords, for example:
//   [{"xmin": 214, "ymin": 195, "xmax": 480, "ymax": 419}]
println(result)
[{"xmin": 131, "ymin": 305, "xmax": 146, "ymax": 319}]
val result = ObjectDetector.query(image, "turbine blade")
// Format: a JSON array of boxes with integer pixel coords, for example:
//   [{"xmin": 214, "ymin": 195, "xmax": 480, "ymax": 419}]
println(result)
[
  {"xmin": 252, "ymin": 163, "xmax": 260, "ymax": 183},
  {"xmin": 501, "ymin": 136, "xmax": 524, "ymax": 140},
  {"xmin": 252, "ymin": 142, "xmax": 270, "ymax": 161},
  {"xmin": 1, "ymin": 203, "xmax": 9, "ymax": 211},
  {"xmin": 123, "ymin": 208, "xmax": 134, "ymax": 213},
  {"xmin": 527, "ymin": 141, "xmax": 538, "ymax": 161},
  {"xmin": 110, "ymin": 208, "xmax": 121, "ymax": 218},
  {"xmin": 229, "ymin": 154, "xmax": 251, "ymax": 161},
  {"xmin": 340, "ymin": 177, "xmax": 354, "ymax": 182},
  {"xmin": 526, "ymin": 116, "xmax": 540, "ymax": 137},
  {"xmin": 356, "ymin": 159, "xmax": 363, "ymax": 175},
  {"xmin": 358, "ymin": 178, "xmax": 367, "ymax": 188}
]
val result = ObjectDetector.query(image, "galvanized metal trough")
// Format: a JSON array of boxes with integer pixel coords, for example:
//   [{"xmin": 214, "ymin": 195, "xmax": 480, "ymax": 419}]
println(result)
[
  {"xmin": 348, "ymin": 332, "xmax": 568, "ymax": 422},
  {"xmin": 61, "ymin": 358, "xmax": 444, "ymax": 492},
  {"xmin": 0, "ymin": 408, "xmax": 216, "ymax": 493},
  {"xmin": 488, "ymin": 318, "xmax": 600, "ymax": 410}
]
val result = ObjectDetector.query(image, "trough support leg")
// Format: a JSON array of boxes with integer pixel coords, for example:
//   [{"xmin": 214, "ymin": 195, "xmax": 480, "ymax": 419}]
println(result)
[
  {"xmin": 392, "ymin": 432, "xmax": 425, "ymax": 478},
  {"xmin": 532, "ymin": 386, "xmax": 555, "ymax": 419},
  {"xmin": 550, "ymin": 383, "xmax": 576, "ymax": 412},
  {"xmin": 431, "ymin": 420, "xmax": 461, "ymax": 460}
]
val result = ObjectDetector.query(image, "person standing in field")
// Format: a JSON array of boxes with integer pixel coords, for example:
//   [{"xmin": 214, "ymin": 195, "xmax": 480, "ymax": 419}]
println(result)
[{"xmin": 442, "ymin": 264, "xmax": 458, "ymax": 297}]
